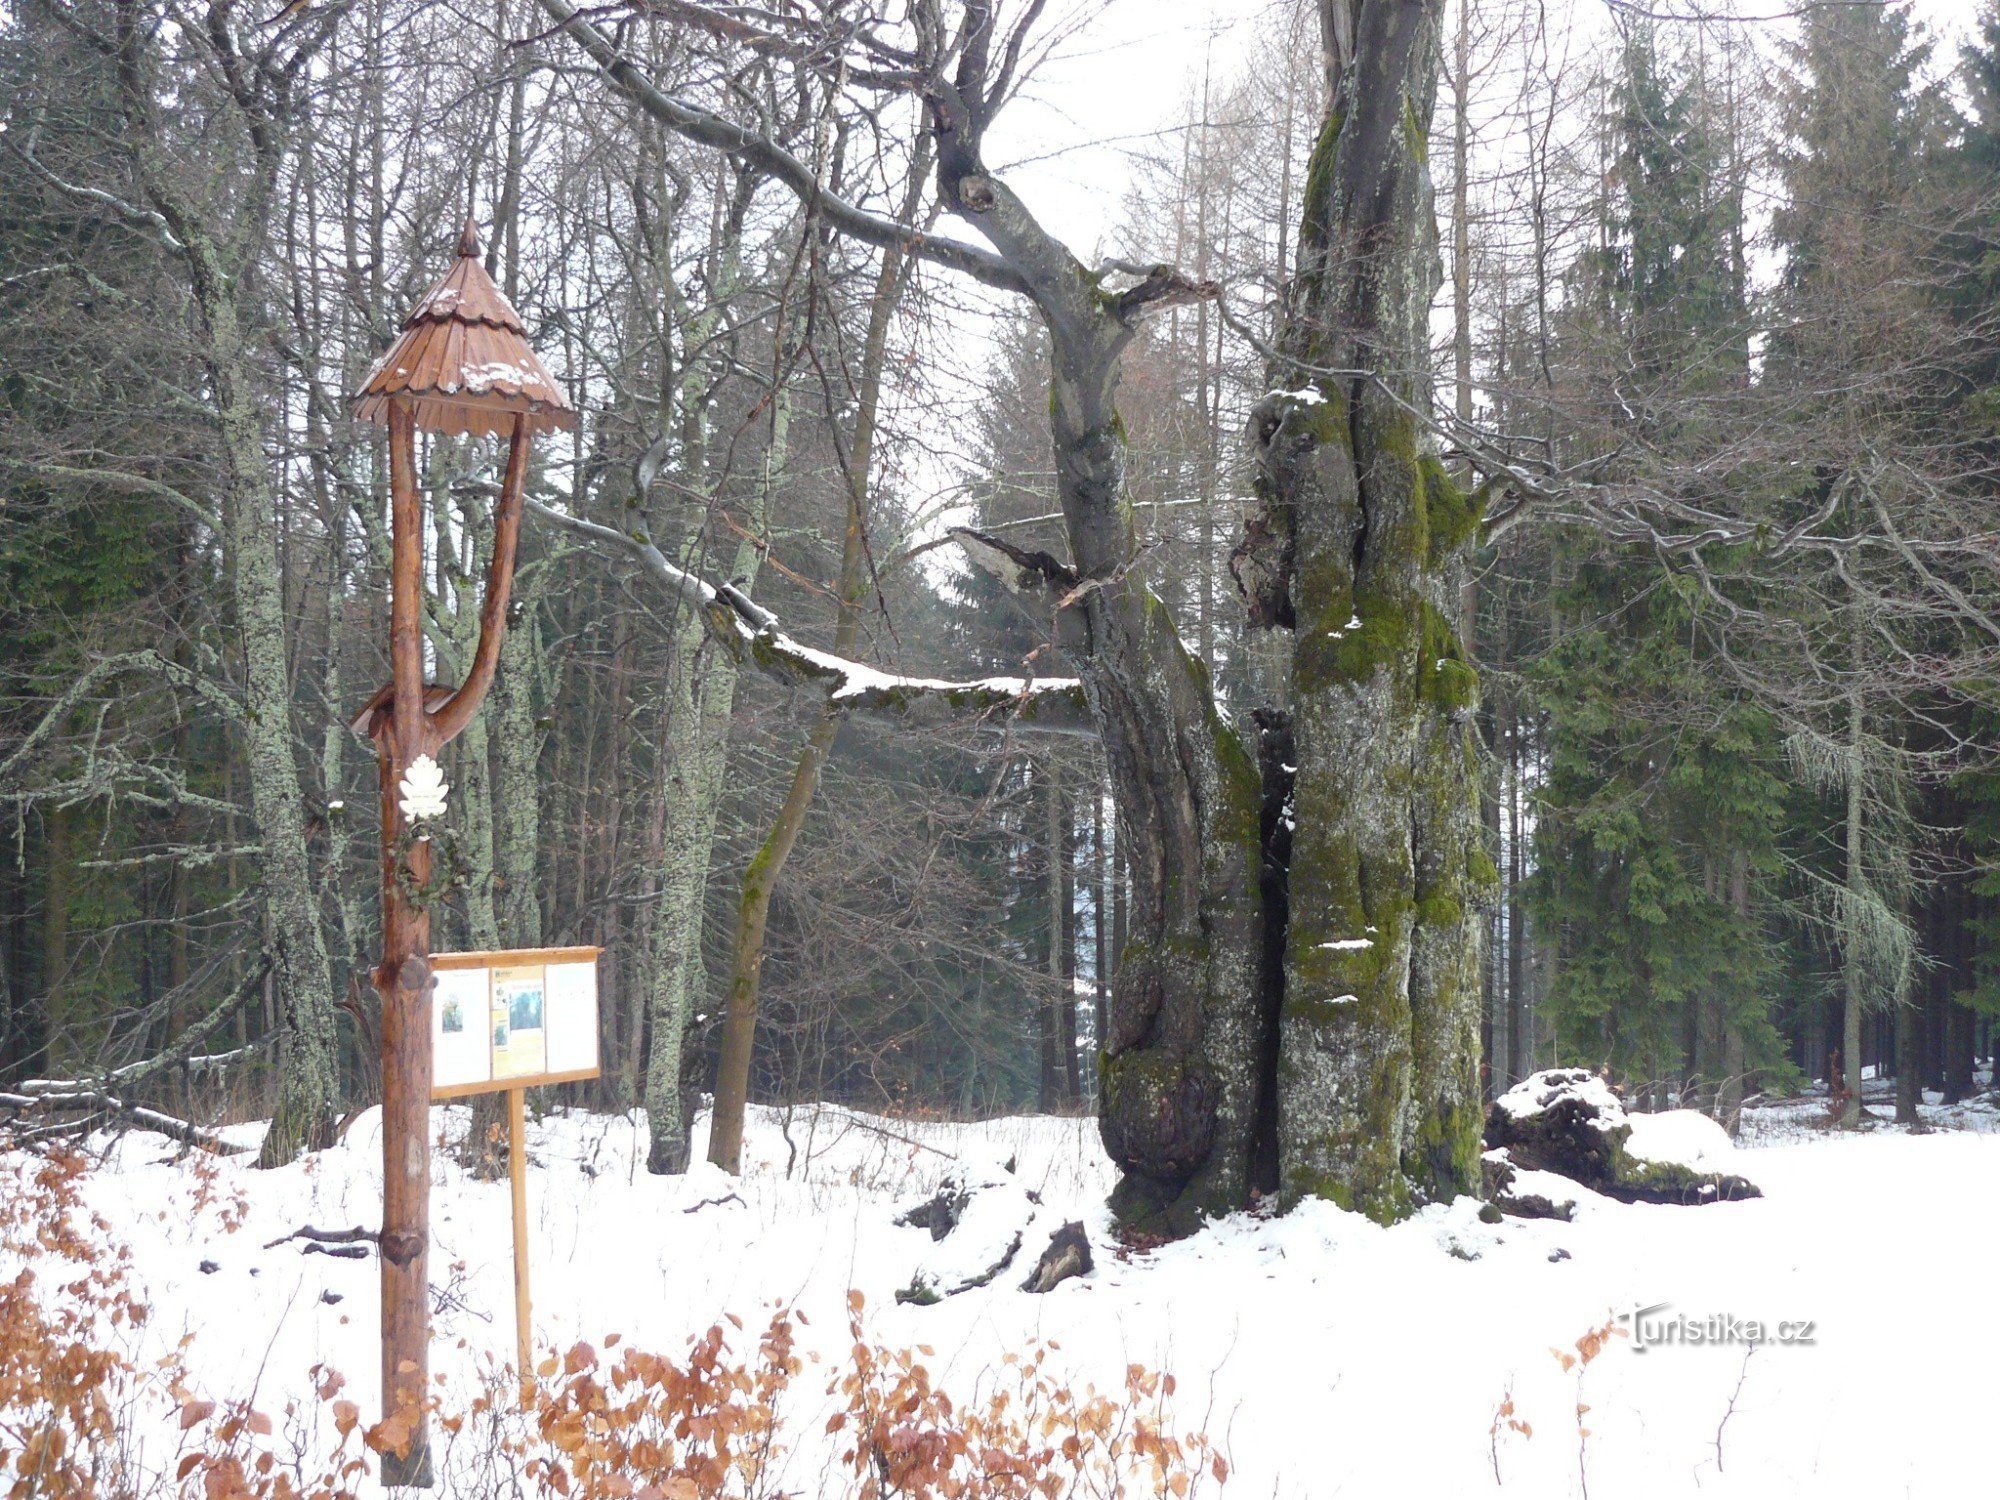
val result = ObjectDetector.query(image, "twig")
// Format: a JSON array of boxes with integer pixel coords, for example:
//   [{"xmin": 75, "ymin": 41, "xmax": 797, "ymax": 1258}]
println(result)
[
  {"xmin": 817, "ymin": 1109, "xmax": 959, "ymax": 1160},
  {"xmin": 1714, "ymin": 1347, "xmax": 1755, "ymax": 1474},
  {"xmin": 681, "ymin": 1191, "xmax": 746, "ymax": 1214},
  {"xmin": 263, "ymin": 1224, "xmax": 380, "ymax": 1253}
]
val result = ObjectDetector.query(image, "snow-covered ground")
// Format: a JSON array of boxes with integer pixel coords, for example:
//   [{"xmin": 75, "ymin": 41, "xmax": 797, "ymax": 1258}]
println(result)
[{"xmin": 20, "ymin": 1088, "xmax": 2000, "ymax": 1497}]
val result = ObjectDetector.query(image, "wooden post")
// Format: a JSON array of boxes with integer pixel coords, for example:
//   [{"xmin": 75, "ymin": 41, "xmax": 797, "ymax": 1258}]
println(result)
[
  {"xmin": 508, "ymin": 1085, "xmax": 532, "ymax": 1402},
  {"xmin": 362, "ymin": 407, "xmax": 536, "ymax": 1487},
  {"xmin": 376, "ymin": 397, "xmax": 435, "ymax": 1488},
  {"xmin": 352, "ymin": 217, "xmax": 568, "ymax": 1485}
]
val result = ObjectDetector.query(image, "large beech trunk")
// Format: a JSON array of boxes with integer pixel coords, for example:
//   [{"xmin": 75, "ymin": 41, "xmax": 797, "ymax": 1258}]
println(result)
[
  {"xmin": 938, "ymin": 177, "xmax": 1271, "ymax": 1232},
  {"xmin": 1242, "ymin": 0, "xmax": 1488, "ymax": 1219},
  {"xmin": 539, "ymin": 0, "xmax": 1483, "ymax": 1230},
  {"xmin": 1091, "ymin": 0, "xmax": 1486, "ymax": 1226}
]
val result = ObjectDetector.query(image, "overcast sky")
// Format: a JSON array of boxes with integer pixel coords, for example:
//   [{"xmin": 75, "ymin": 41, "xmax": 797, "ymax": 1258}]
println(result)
[{"xmin": 983, "ymin": 0, "xmax": 1995, "ymax": 260}]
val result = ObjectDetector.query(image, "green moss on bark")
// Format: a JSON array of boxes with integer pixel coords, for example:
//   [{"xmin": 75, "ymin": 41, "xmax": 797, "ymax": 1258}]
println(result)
[
  {"xmin": 1404, "ymin": 95, "xmax": 1428, "ymax": 166},
  {"xmin": 1417, "ymin": 602, "xmax": 1478, "ymax": 714},
  {"xmin": 1420, "ymin": 454, "xmax": 1482, "ymax": 564}
]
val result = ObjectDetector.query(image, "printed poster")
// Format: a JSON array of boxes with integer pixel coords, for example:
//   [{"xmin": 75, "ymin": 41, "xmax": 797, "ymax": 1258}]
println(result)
[
  {"xmin": 432, "ymin": 968, "xmax": 492, "ymax": 1091},
  {"xmin": 543, "ymin": 961, "xmax": 598, "ymax": 1074},
  {"xmin": 491, "ymin": 965, "xmax": 547, "ymax": 1079}
]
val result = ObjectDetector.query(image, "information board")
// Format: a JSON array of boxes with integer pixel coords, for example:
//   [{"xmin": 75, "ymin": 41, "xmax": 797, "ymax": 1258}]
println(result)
[{"xmin": 428, "ymin": 946, "xmax": 601, "ymax": 1099}]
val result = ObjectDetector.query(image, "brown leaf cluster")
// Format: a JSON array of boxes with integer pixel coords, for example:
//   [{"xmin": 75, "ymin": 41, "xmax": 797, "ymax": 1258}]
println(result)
[
  {"xmin": 2, "ymin": 1146, "xmax": 1226, "ymax": 1499},
  {"xmin": 827, "ymin": 1290, "xmax": 1225, "ymax": 1499}
]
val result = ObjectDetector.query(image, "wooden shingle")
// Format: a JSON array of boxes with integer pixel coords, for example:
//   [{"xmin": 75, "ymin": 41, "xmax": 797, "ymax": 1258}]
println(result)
[{"xmin": 352, "ymin": 220, "xmax": 575, "ymax": 437}]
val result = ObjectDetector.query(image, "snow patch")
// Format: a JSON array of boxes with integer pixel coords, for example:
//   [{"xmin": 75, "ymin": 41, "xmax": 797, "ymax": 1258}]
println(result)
[
  {"xmin": 20, "ymin": 1093, "xmax": 2000, "ymax": 1497},
  {"xmin": 1494, "ymin": 1068, "xmax": 1626, "ymax": 1125},
  {"xmin": 1624, "ymin": 1110, "xmax": 1737, "ymax": 1173}
]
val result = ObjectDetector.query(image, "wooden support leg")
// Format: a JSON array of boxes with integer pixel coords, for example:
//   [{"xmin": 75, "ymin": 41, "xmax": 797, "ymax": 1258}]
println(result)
[
  {"xmin": 379, "ymin": 399, "xmax": 433, "ymax": 1488},
  {"xmin": 510, "ymin": 1085, "xmax": 532, "ymax": 1404}
]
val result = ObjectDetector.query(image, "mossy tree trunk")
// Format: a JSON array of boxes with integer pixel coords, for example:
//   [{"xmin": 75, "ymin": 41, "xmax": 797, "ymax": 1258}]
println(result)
[
  {"xmin": 213, "ymin": 279, "xmax": 342, "ymax": 1167},
  {"xmin": 633, "ymin": 180, "xmax": 777, "ymax": 1175},
  {"xmin": 703, "ymin": 317, "xmax": 859, "ymax": 1172},
  {"xmin": 641, "ymin": 618, "xmax": 742, "ymax": 1173},
  {"xmin": 192, "ymin": 211, "xmax": 342, "ymax": 1169},
  {"xmin": 1241, "ymin": 0, "xmax": 1488, "ymax": 1220}
]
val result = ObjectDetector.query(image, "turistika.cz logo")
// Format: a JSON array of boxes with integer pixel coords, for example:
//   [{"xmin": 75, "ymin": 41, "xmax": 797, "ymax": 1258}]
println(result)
[{"xmin": 1617, "ymin": 1301, "xmax": 1818, "ymax": 1353}]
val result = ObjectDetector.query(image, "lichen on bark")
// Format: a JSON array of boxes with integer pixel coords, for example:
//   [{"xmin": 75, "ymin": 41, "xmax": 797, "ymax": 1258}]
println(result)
[{"xmin": 1243, "ymin": 0, "xmax": 1488, "ymax": 1222}]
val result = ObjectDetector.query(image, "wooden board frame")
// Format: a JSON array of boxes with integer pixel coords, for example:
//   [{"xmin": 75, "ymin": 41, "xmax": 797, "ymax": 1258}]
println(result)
[{"xmin": 428, "ymin": 946, "xmax": 603, "ymax": 1100}]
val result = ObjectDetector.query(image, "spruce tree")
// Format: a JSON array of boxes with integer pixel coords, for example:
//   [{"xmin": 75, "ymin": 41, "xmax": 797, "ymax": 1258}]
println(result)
[
  {"xmin": 1527, "ymin": 27, "xmax": 1787, "ymax": 1117},
  {"xmin": 1768, "ymin": 0, "xmax": 1948, "ymax": 1124}
]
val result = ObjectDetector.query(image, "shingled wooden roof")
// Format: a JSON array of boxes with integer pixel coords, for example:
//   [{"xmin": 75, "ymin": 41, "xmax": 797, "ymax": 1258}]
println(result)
[{"xmin": 352, "ymin": 220, "xmax": 575, "ymax": 438}]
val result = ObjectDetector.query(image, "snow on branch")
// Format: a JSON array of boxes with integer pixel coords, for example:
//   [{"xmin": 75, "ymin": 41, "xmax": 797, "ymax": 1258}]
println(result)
[
  {"xmin": 526, "ymin": 499, "xmax": 1094, "ymax": 737},
  {"xmin": 950, "ymin": 525, "xmax": 1077, "ymax": 597}
]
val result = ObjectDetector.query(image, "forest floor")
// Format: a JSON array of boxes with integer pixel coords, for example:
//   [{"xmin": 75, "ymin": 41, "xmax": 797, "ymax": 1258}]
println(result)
[{"xmin": 21, "ymin": 1082, "xmax": 1999, "ymax": 1498}]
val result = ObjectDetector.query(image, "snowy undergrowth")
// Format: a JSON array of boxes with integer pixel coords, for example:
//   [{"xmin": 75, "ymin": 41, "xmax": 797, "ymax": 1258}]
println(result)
[
  {"xmin": 1737, "ymin": 1079, "xmax": 2000, "ymax": 1146},
  {"xmin": 9, "ymin": 1095, "xmax": 1997, "ymax": 1497}
]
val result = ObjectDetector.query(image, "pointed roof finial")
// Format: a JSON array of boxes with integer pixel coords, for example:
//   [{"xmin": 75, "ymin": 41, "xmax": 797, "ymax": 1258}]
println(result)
[{"xmin": 351, "ymin": 215, "xmax": 574, "ymax": 439}]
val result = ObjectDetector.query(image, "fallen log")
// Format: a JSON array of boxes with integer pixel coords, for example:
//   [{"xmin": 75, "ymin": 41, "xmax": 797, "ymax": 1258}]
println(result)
[
  {"xmin": 1484, "ymin": 1070, "xmax": 1760, "ymax": 1206},
  {"xmin": 1, "ymin": 1088, "xmax": 248, "ymax": 1156},
  {"xmin": 894, "ymin": 1158, "xmax": 1035, "ymax": 1305}
]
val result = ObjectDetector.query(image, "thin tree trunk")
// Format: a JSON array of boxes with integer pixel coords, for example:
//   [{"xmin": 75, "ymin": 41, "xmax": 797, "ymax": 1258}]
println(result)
[
  {"xmin": 1093, "ymin": 779, "xmax": 1111, "ymax": 1101},
  {"xmin": 1039, "ymin": 757, "xmax": 1063, "ymax": 1111},
  {"xmin": 1841, "ymin": 692, "xmax": 1865, "ymax": 1128},
  {"xmin": 1060, "ymin": 766, "xmax": 1081, "ymax": 1105},
  {"xmin": 215, "ymin": 309, "xmax": 342, "ymax": 1166},
  {"xmin": 1039, "ymin": 755, "xmax": 1080, "ymax": 1110},
  {"xmin": 1895, "ymin": 968, "xmax": 1922, "ymax": 1122},
  {"xmin": 637, "ymin": 172, "xmax": 750, "ymax": 1173},
  {"xmin": 1451, "ymin": 0, "xmax": 1472, "ymax": 434},
  {"xmin": 41, "ymin": 807, "xmax": 73, "ymax": 1070},
  {"xmin": 640, "ymin": 627, "xmax": 739, "ymax": 1173},
  {"xmin": 1505, "ymin": 706, "xmax": 1526, "ymax": 1090},
  {"xmin": 706, "ymin": 146, "xmax": 927, "ymax": 1171},
  {"xmin": 640, "ymin": 386, "xmax": 779, "ymax": 1175},
  {"xmin": 105, "ymin": 14, "xmax": 344, "ymax": 1165},
  {"xmin": 1717, "ymin": 850, "xmax": 1750, "ymax": 1133}
]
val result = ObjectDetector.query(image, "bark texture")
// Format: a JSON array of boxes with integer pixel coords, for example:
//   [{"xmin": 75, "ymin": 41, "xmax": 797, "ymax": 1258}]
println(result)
[
  {"xmin": 1244, "ymin": 0, "xmax": 1489, "ymax": 1220},
  {"xmin": 641, "ymin": 621, "xmax": 738, "ymax": 1174},
  {"xmin": 206, "ymin": 271, "xmax": 343, "ymax": 1169}
]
